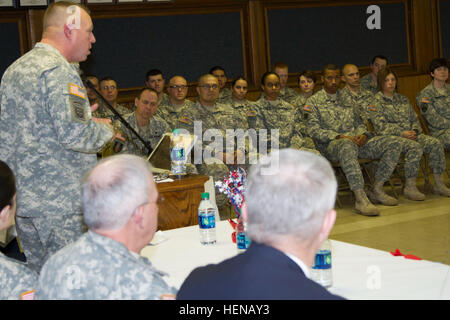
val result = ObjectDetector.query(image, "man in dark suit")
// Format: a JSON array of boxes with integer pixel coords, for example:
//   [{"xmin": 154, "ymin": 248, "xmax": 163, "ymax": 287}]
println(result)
[{"xmin": 177, "ymin": 149, "xmax": 344, "ymax": 300}]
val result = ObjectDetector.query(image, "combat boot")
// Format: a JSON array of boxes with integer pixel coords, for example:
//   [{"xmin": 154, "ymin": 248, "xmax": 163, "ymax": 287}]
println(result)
[
  {"xmin": 368, "ymin": 181, "xmax": 398, "ymax": 206},
  {"xmin": 354, "ymin": 189, "xmax": 379, "ymax": 216},
  {"xmin": 433, "ymin": 174, "xmax": 450, "ymax": 197},
  {"xmin": 404, "ymin": 177, "xmax": 425, "ymax": 201}
]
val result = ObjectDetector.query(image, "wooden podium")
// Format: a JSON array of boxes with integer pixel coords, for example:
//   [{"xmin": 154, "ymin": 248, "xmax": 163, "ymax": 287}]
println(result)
[{"xmin": 156, "ymin": 174, "xmax": 210, "ymax": 230}]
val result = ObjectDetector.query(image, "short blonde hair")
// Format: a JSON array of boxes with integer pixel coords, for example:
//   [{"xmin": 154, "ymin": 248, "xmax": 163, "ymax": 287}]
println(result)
[{"xmin": 43, "ymin": 1, "xmax": 90, "ymax": 31}]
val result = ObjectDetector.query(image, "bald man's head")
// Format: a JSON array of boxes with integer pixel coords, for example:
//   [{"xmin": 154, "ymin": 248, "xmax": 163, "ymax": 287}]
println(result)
[{"xmin": 341, "ymin": 64, "xmax": 360, "ymax": 90}]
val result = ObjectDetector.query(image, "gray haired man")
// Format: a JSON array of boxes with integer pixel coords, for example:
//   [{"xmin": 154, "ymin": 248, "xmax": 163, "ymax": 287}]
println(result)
[
  {"xmin": 177, "ymin": 149, "xmax": 344, "ymax": 300},
  {"xmin": 36, "ymin": 154, "xmax": 176, "ymax": 299}
]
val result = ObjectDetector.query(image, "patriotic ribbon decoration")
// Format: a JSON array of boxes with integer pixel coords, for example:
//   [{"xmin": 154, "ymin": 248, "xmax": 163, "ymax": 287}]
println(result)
[{"xmin": 215, "ymin": 167, "xmax": 247, "ymax": 243}]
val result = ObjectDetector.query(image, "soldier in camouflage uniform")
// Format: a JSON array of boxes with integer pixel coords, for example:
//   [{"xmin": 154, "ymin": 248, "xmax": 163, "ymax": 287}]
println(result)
[
  {"xmin": 145, "ymin": 69, "xmax": 170, "ymax": 105},
  {"xmin": 371, "ymin": 68, "xmax": 450, "ymax": 199},
  {"xmin": 155, "ymin": 75, "xmax": 194, "ymax": 130},
  {"xmin": 360, "ymin": 55, "xmax": 388, "ymax": 94},
  {"xmin": 222, "ymin": 77, "xmax": 260, "ymax": 166},
  {"xmin": 0, "ymin": 2, "xmax": 114, "ymax": 272},
  {"xmin": 83, "ymin": 74, "xmax": 99, "ymax": 107},
  {"xmin": 94, "ymin": 77, "xmax": 131, "ymax": 157},
  {"xmin": 274, "ymin": 62, "xmax": 299, "ymax": 103},
  {"xmin": 177, "ymin": 74, "xmax": 241, "ymax": 219},
  {"xmin": 416, "ymin": 58, "xmax": 450, "ymax": 149},
  {"xmin": 120, "ymin": 88, "xmax": 171, "ymax": 157},
  {"xmin": 340, "ymin": 64, "xmax": 424, "ymax": 204},
  {"xmin": 0, "ymin": 161, "xmax": 38, "ymax": 300},
  {"xmin": 307, "ymin": 65, "xmax": 403, "ymax": 216},
  {"xmin": 290, "ymin": 70, "xmax": 318, "ymax": 150},
  {"xmin": 210, "ymin": 66, "xmax": 233, "ymax": 103},
  {"xmin": 254, "ymin": 72, "xmax": 318, "ymax": 155},
  {"xmin": 36, "ymin": 155, "xmax": 176, "ymax": 299}
]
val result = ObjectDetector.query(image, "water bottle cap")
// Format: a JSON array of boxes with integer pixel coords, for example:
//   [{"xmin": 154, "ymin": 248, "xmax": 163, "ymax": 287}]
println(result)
[{"xmin": 201, "ymin": 192, "xmax": 210, "ymax": 200}]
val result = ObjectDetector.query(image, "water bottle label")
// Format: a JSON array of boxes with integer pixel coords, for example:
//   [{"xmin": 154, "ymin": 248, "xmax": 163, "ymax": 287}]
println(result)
[
  {"xmin": 312, "ymin": 250, "xmax": 331, "ymax": 270},
  {"xmin": 171, "ymin": 147, "xmax": 185, "ymax": 161},
  {"xmin": 199, "ymin": 214, "xmax": 215, "ymax": 229},
  {"xmin": 236, "ymin": 232, "xmax": 251, "ymax": 249}
]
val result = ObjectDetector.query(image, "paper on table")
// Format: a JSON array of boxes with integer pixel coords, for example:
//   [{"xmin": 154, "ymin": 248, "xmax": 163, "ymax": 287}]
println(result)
[{"xmin": 155, "ymin": 178, "xmax": 174, "ymax": 183}]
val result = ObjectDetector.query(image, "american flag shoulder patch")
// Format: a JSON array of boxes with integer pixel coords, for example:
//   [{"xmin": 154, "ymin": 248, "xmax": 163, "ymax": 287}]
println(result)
[
  {"xmin": 69, "ymin": 83, "xmax": 86, "ymax": 100},
  {"xmin": 179, "ymin": 116, "xmax": 192, "ymax": 125}
]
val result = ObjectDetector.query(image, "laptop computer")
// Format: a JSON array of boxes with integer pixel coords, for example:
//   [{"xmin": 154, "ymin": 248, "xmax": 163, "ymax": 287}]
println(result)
[{"xmin": 147, "ymin": 132, "xmax": 197, "ymax": 174}]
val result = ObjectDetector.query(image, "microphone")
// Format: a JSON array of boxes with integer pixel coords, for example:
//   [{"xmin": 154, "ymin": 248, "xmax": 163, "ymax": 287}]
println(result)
[{"xmin": 80, "ymin": 69, "xmax": 153, "ymax": 155}]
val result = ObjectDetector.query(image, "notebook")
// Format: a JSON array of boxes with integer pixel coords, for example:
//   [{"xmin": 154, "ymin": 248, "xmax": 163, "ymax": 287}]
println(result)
[{"xmin": 147, "ymin": 132, "xmax": 197, "ymax": 174}]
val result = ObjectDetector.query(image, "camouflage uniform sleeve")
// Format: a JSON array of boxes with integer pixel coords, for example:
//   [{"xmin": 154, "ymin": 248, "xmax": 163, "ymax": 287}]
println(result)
[
  {"xmin": 306, "ymin": 97, "xmax": 339, "ymax": 143},
  {"xmin": 45, "ymin": 66, "xmax": 113, "ymax": 152},
  {"xmin": 416, "ymin": 88, "xmax": 431, "ymax": 114},
  {"xmin": 416, "ymin": 89, "xmax": 450, "ymax": 130}
]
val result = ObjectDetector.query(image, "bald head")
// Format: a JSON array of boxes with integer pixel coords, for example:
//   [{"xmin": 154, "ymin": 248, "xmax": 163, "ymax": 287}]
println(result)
[{"xmin": 341, "ymin": 64, "xmax": 360, "ymax": 90}]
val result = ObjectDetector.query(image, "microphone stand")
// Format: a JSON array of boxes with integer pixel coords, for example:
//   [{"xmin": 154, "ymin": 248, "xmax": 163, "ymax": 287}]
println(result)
[{"xmin": 82, "ymin": 77, "xmax": 154, "ymax": 156}]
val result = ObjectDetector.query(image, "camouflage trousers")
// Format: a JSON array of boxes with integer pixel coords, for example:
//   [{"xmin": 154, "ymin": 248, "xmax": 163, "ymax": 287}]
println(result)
[
  {"xmin": 398, "ymin": 134, "xmax": 446, "ymax": 176},
  {"xmin": 290, "ymin": 135, "xmax": 320, "ymax": 155},
  {"xmin": 325, "ymin": 136, "xmax": 402, "ymax": 191},
  {"xmin": 15, "ymin": 214, "xmax": 86, "ymax": 274},
  {"xmin": 433, "ymin": 129, "xmax": 450, "ymax": 150}
]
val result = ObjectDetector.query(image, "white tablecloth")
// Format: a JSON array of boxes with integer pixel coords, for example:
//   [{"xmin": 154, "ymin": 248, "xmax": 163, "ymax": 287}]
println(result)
[{"xmin": 140, "ymin": 221, "xmax": 449, "ymax": 300}]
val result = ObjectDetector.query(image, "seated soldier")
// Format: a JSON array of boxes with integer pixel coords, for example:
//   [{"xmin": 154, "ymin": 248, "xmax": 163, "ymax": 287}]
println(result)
[
  {"xmin": 145, "ymin": 69, "xmax": 169, "ymax": 105},
  {"xmin": 340, "ymin": 64, "xmax": 427, "ymax": 203},
  {"xmin": 307, "ymin": 64, "xmax": 404, "ymax": 216},
  {"xmin": 273, "ymin": 61, "xmax": 299, "ymax": 103},
  {"xmin": 416, "ymin": 58, "xmax": 450, "ymax": 149},
  {"xmin": 360, "ymin": 55, "xmax": 388, "ymax": 94},
  {"xmin": 371, "ymin": 68, "xmax": 450, "ymax": 199},
  {"xmin": 36, "ymin": 154, "xmax": 177, "ymax": 299},
  {"xmin": 96, "ymin": 77, "xmax": 129, "ymax": 157},
  {"xmin": 210, "ymin": 66, "xmax": 232, "ymax": 103},
  {"xmin": 156, "ymin": 75, "xmax": 194, "ymax": 130},
  {"xmin": 0, "ymin": 161, "xmax": 38, "ymax": 300},
  {"xmin": 97, "ymin": 77, "xmax": 131, "ymax": 117},
  {"xmin": 222, "ymin": 76, "xmax": 259, "ymax": 168},
  {"xmin": 120, "ymin": 88, "xmax": 171, "ymax": 157},
  {"xmin": 83, "ymin": 74, "xmax": 99, "ymax": 107},
  {"xmin": 177, "ymin": 74, "xmax": 240, "ymax": 219},
  {"xmin": 290, "ymin": 70, "xmax": 318, "ymax": 150},
  {"xmin": 254, "ymin": 71, "xmax": 318, "ymax": 154}
]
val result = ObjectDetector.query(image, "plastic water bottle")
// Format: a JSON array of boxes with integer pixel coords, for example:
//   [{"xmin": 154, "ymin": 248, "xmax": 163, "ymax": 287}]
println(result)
[
  {"xmin": 311, "ymin": 239, "xmax": 332, "ymax": 287},
  {"xmin": 235, "ymin": 214, "xmax": 250, "ymax": 253},
  {"xmin": 170, "ymin": 129, "xmax": 186, "ymax": 175},
  {"xmin": 198, "ymin": 192, "xmax": 216, "ymax": 245}
]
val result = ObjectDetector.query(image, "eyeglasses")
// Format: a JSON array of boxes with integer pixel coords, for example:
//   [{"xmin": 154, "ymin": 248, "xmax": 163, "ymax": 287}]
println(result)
[
  {"xmin": 199, "ymin": 84, "xmax": 219, "ymax": 90},
  {"xmin": 102, "ymin": 85, "xmax": 116, "ymax": 90},
  {"xmin": 169, "ymin": 85, "xmax": 187, "ymax": 90}
]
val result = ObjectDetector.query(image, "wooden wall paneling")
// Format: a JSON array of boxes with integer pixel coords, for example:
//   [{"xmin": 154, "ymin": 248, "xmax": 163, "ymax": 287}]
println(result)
[
  {"xmin": 27, "ymin": 9, "xmax": 45, "ymax": 49},
  {"xmin": 247, "ymin": 0, "xmax": 267, "ymax": 88}
]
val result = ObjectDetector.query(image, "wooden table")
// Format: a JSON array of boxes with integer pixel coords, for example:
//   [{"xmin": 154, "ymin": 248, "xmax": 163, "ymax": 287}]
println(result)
[{"xmin": 156, "ymin": 174, "xmax": 210, "ymax": 230}]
